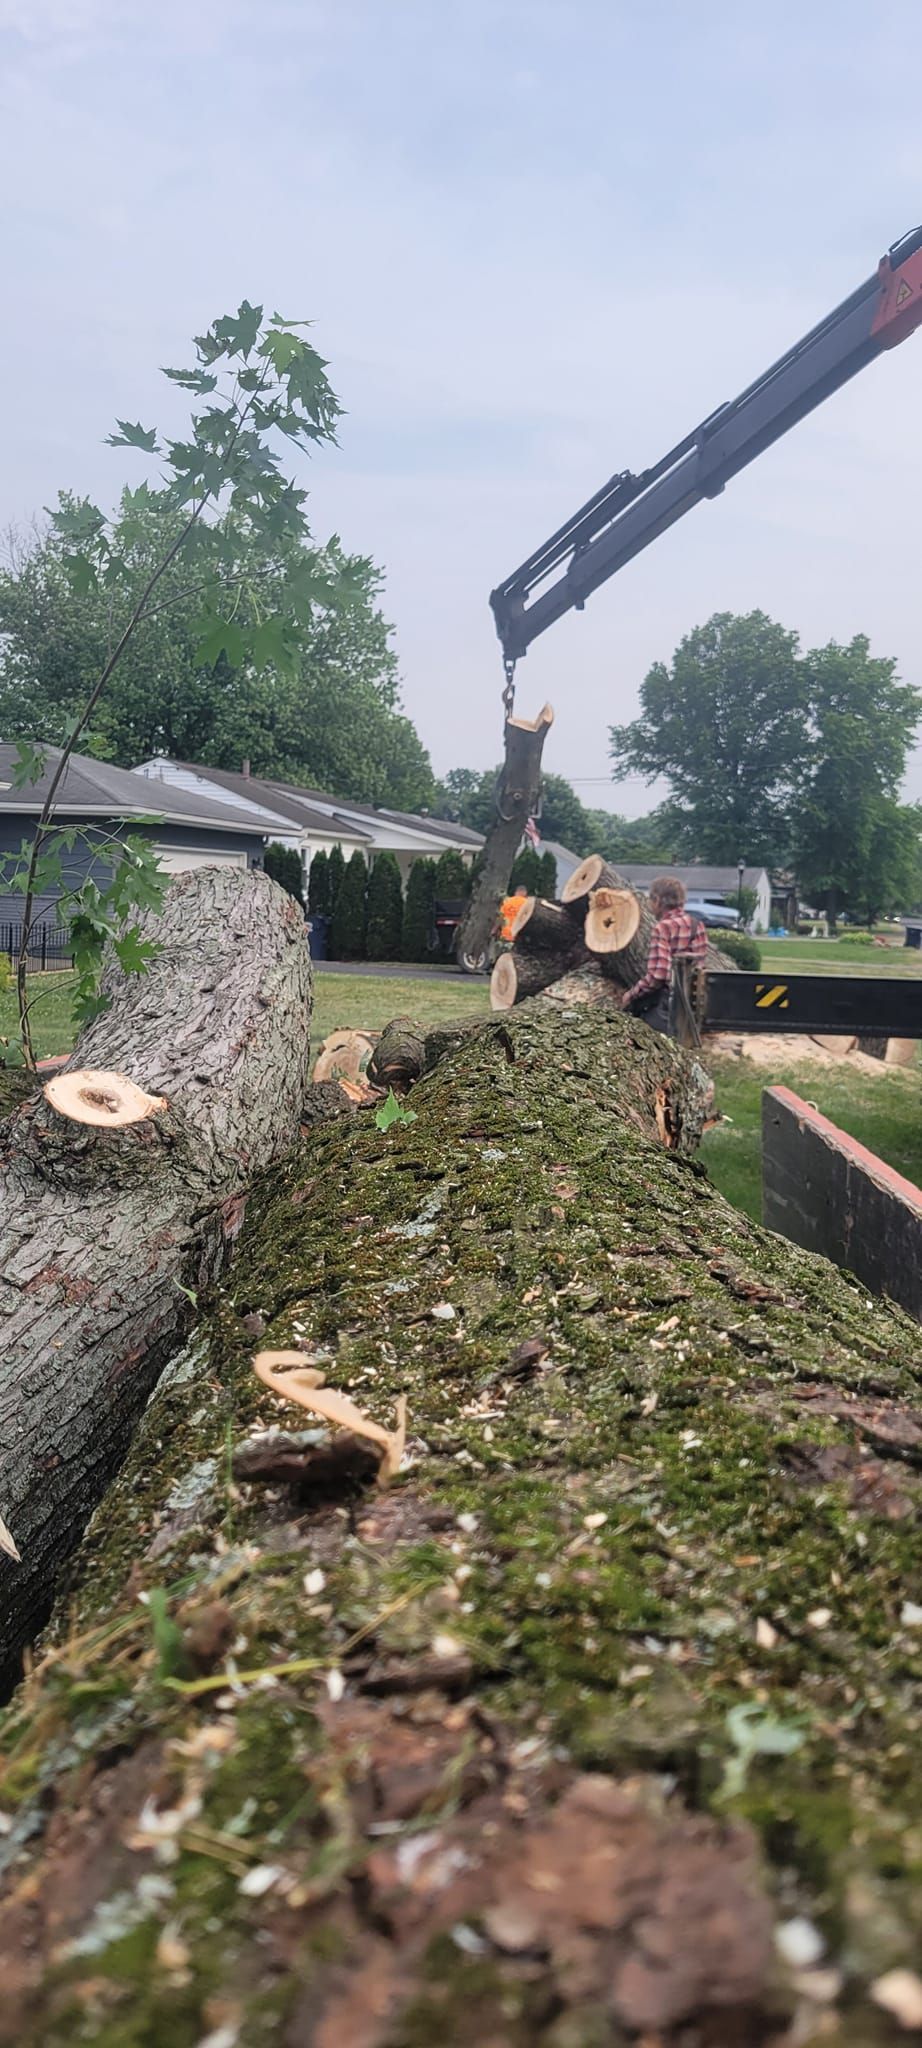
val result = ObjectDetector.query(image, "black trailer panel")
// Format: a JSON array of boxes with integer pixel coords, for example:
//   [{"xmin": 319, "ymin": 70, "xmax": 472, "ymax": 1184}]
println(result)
[{"xmin": 699, "ymin": 971, "xmax": 922, "ymax": 1038}]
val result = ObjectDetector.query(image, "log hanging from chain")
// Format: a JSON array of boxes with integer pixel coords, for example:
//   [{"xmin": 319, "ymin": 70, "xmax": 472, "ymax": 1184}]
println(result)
[{"xmin": 455, "ymin": 703, "xmax": 554, "ymax": 972}]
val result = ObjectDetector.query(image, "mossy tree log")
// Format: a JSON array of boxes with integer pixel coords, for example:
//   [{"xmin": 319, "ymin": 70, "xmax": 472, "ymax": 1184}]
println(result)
[
  {"xmin": 0, "ymin": 866, "xmax": 313, "ymax": 1687},
  {"xmin": 1, "ymin": 1003, "xmax": 921, "ymax": 2045}
]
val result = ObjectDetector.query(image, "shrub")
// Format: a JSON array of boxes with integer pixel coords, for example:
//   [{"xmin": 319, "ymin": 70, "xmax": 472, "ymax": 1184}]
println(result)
[
  {"xmin": 433, "ymin": 849, "xmax": 471, "ymax": 899},
  {"xmin": 510, "ymin": 845, "xmax": 545, "ymax": 894},
  {"xmin": 841, "ymin": 930, "xmax": 876, "ymax": 947},
  {"xmin": 402, "ymin": 859, "xmax": 437, "ymax": 961},
  {"xmin": 263, "ymin": 842, "xmax": 304, "ymax": 905},
  {"xmin": 0, "ymin": 950, "xmax": 11, "ymax": 994},
  {"xmin": 330, "ymin": 851, "xmax": 368, "ymax": 959},
  {"xmin": 366, "ymin": 853, "xmax": 404, "ymax": 960},
  {"xmin": 719, "ymin": 929, "xmax": 762, "ymax": 971},
  {"xmin": 307, "ymin": 849, "xmax": 332, "ymax": 917},
  {"xmin": 327, "ymin": 843, "xmax": 346, "ymax": 907}
]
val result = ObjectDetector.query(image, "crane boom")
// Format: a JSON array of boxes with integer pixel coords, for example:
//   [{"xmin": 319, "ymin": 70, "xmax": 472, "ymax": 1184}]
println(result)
[{"xmin": 490, "ymin": 227, "xmax": 922, "ymax": 665}]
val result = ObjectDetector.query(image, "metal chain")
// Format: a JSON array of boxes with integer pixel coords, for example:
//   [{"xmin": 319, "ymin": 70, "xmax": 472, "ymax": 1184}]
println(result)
[{"xmin": 501, "ymin": 655, "xmax": 516, "ymax": 724}]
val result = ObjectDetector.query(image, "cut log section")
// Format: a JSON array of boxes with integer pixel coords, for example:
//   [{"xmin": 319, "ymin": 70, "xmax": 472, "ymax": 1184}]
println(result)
[
  {"xmin": 490, "ymin": 949, "xmax": 566, "ymax": 1010},
  {"xmin": 312, "ymin": 1029, "xmax": 377, "ymax": 1086},
  {"xmin": 560, "ymin": 854, "xmax": 623, "ymax": 912},
  {"xmin": 509, "ymin": 896, "xmax": 587, "ymax": 972},
  {"xmin": 367, "ymin": 1016, "xmax": 427, "ymax": 1093},
  {"xmin": 583, "ymin": 887, "xmax": 641, "ymax": 956},
  {"xmin": 0, "ymin": 865, "xmax": 313, "ymax": 1686}
]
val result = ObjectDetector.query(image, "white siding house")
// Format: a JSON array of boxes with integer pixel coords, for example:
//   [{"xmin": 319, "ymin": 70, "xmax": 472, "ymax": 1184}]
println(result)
[{"xmin": 133, "ymin": 759, "xmax": 483, "ymax": 887}]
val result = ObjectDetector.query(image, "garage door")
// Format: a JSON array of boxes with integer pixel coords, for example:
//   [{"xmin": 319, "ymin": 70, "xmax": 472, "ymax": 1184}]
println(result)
[{"xmin": 153, "ymin": 846, "xmax": 248, "ymax": 876}]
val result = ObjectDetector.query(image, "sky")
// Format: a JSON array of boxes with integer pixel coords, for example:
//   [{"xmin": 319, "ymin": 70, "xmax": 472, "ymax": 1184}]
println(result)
[{"xmin": 2, "ymin": 0, "xmax": 922, "ymax": 816}]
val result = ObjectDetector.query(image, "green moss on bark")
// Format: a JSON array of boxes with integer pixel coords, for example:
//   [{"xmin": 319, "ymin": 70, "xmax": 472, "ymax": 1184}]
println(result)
[{"xmin": 2, "ymin": 1003, "xmax": 921, "ymax": 2043}]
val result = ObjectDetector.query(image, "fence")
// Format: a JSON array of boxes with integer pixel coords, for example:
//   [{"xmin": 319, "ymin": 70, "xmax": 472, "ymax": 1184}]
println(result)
[{"xmin": 1, "ymin": 922, "xmax": 74, "ymax": 972}]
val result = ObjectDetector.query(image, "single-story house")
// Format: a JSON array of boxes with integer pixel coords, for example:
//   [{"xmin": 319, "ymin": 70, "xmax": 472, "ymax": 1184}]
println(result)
[
  {"xmin": 0, "ymin": 743, "xmax": 270, "ymax": 944},
  {"xmin": 133, "ymin": 757, "xmax": 484, "ymax": 887},
  {"xmin": 614, "ymin": 863, "xmax": 772, "ymax": 931}
]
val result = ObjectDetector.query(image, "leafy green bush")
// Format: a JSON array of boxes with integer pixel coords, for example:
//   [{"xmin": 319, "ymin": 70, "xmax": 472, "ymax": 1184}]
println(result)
[
  {"xmin": 366, "ymin": 852, "xmax": 403, "ymax": 960},
  {"xmin": 402, "ymin": 859, "xmax": 437, "ymax": 961},
  {"xmin": 840, "ymin": 930, "xmax": 876, "ymax": 947},
  {"xmin": 510, "ymin": 845, "xmax": 545, "ymax": 894},
  {"xmin": 330, "ymin": 851, "xmax": 368, "ymax": 959},
  {"xmin": 719, "ymin": 930, "xmax": 762, "ymax": 971},
  {"xmin": 264, "ymin": 842, "xmax": 304, "ymax": 905},
  {"xmin": 0, "ymin": 951, "xmax": 11, "ymax": 994}
]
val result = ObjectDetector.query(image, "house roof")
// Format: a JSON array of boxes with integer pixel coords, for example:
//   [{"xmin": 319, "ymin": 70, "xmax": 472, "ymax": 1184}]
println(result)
[
  {"xmin": 145, "ymin": 760, "xmax": 371, "ymax": 841},
  {"xmin": 0, "ymin": 745, "xmax": 269, "ymax": 836},
  {"xmin": 614, "ymin": 863, "xmax": 768, "ymax": 893},
  {"xmin": 136, "ymin": 758, "xmax": 484, "ymax": 854}
]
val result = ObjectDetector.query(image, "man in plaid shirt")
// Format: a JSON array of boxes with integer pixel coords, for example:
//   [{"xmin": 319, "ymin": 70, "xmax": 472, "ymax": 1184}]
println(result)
[{"xmin": 620, "ymin": 876, "xmax": 706, "ymax": 1036}]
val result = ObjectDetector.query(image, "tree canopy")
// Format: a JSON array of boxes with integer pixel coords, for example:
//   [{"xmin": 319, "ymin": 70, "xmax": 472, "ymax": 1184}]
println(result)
[
  {"xmin": 0, "ymin": 499, "xmax": 435, "ymax": 812},
  {"xmin": 610, "ymin": 611, "xmax": 805, "ymax": 866}
]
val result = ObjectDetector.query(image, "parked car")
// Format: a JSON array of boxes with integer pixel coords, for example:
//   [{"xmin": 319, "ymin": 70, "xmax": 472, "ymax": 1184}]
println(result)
[{"xmin": 685, "ymin": 894, "xmax": 741, "ymax": 931}]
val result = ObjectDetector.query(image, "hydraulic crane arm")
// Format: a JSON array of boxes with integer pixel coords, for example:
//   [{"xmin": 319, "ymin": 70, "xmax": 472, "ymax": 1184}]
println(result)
[{"xmin": 490, "ymin": 227, "xmax": 922, "ymax": 665}]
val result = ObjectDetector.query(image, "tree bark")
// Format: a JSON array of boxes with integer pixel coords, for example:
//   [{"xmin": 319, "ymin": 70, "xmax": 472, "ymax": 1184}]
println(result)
[
  {"xmin": 510, "ymin": 896, "xmax": 587, "ymax": 966},
  {"xmin": 1, "ymin": 1002, "xmax": 919, "ymax": 2045},
  {"xmin": 0, "ymin": 866, "xmax": 312, "ymax": 1685},
  {"xmin": 490, "ymin": 949, "xmax": 566, "ymax": 1008},
  {"xmin": 367, "ymin": 1016, "xmax": 428, "ymax": 1094},
  {"xmin": 455, "ymin": 703, "xmax": 554, "ymax": 971}
]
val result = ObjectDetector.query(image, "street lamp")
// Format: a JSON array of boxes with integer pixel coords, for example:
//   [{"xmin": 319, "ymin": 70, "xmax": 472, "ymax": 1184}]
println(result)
[{"xmin": 737, "ymin": 858, "xmax": 746, "ymax": 927}]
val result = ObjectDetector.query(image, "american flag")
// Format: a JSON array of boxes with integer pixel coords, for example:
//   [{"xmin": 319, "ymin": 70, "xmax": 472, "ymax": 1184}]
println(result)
[{"xmin": 523, "ymin": 816, "xmax": 541, "ymax": 849}]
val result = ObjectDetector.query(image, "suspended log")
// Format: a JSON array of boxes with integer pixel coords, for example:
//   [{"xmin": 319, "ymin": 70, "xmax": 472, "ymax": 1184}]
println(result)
[
  {"xmin": 455, "ymin": 703, "xmax": 554, "ymax": 971},
  {"xmin": 2, "ymin": 1000, "xmax": 919, "ymax": 2044},
  {"xmin": 560, "ymin": 853, "xmax": 624, "ymax": 911},
  {"xmin": 0, "ymin": 866, "xmax": 313, "ymax": 1687}
]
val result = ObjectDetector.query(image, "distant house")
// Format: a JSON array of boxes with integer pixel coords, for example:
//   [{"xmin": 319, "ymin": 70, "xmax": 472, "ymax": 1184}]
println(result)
[
  {"xmin": 0, "ymin": 744, "xmax": 269, "ymax": 938},
  {"xmin": 531, "ymin": 837, "xmax": 584, "ymax": 895},
  {"xmin": 614, "ymin": 863, "xmax": 772, "ymax": 930},
  {"xmin": 133, "ymin": 758, "xmax": 484, "ymax": 886}
]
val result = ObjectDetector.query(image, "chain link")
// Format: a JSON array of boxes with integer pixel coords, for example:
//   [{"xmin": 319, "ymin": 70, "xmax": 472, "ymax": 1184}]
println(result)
[{"xmin": 501, "ymin": 655, "xmax": 516, "ymax": 724}]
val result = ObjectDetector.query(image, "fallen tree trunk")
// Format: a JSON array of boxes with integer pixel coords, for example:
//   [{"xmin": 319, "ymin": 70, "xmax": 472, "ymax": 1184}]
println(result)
[
  {"xmin": 1, "ymin": 1001, "xmax": 920, "ymax": 2045},
  {"xmin": 0, "ymin": 865, "xmax": 312, "ymax": 1685},
  {"xmin": 509, "ymin": 895, "xmax": 587, "ymax": 967}
]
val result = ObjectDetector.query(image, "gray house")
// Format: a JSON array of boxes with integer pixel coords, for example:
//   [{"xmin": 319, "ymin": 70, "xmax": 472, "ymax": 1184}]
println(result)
[{"xmin": 0, "ymin": 744, "xmax": 270, "ymax": 947}]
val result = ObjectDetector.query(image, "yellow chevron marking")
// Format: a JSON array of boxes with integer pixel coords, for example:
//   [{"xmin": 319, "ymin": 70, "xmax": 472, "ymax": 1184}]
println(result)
[{"xmin": 755, "ymin": 983, "xmax": 789, "ymax": 1010}]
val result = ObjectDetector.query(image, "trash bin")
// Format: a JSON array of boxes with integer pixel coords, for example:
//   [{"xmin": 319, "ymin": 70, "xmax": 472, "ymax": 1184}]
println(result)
[{"xmin": 307, "ymin": 914, "xmax": 329, "ymax": 961}]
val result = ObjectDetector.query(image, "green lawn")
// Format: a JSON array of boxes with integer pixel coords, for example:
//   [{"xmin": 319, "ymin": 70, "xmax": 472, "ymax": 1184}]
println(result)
[
  {"xmin": 0, "ymin": 969, "xmax": 492, "ymax": 1066},
  {"xmin": 702, "ymin": 1051, "xmax": 922, "ymax": 1221},
  {"xmin": 756, "ymin": 935, "xmax": 922, "ymax": 978},
  {"xmin": 311, "ymin": 971, "xmax": 490, "ymax": 1049}
]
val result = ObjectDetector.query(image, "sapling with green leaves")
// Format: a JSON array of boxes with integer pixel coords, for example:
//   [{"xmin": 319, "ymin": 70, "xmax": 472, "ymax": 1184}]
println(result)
[{"xmin": 6, "ymin": 301, "xmax": 346, "ymax": 1066}]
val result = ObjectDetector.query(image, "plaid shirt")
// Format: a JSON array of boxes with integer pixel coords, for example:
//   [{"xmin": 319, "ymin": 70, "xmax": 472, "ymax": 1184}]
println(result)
[{"xmin": 625, "ymin": 906, "xmax": 707, "ymax": 1004}]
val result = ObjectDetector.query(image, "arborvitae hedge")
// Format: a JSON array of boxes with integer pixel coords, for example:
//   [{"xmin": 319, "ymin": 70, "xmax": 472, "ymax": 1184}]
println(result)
[
  {"xmin": 330, "ymin": 851, "xmax": 368, "ymax": 960},
  {"xmin": 433, "ymin": 848, "xmax": 471, "ymax": 899},
  {"xmin": 264, "ymin": 843, "xmax": 304, "ymax": 905},
  {"xmin": 401, "ymin": 858, "xmax": 437, "ymax": 962},
  {"xmin": 366, "ymin": 852, "xmax": 404, "ymax": 961},
  {"xmin": 307, "ymin": 850, "xmax": 332, "ymax": 917}
]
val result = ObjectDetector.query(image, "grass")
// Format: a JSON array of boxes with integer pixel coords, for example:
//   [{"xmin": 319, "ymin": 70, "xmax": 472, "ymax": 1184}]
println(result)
[
  {"xmin": 702, "ymin": 1050, "xmax": 922, "ymax": 1221},
  {"xmin": 6, "ymin": 965, "xmax": 920, "ymax": 1235},
  {"xmin": 756, "ymin": 935, "xmax": 922, "ymax": 978},
  {"xmin": 0, "ymin": 968, "xmax": 492, "ymax": 1066},
  {"xmin": 311, "ymin": 970, "xmax": 490, "ymax": 1049}
]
